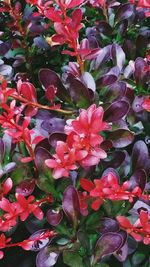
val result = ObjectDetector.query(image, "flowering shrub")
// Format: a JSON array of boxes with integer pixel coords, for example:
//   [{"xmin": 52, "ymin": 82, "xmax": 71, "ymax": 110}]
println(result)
[{"xmin": 0, "ymin": 0, "xmax": 150, "ymax": 266}]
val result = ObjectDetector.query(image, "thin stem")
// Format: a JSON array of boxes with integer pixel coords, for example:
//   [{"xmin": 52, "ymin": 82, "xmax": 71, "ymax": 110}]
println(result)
[{"xmin": 11, "ymin": 94, "xmax": 75, "ymax": 115}]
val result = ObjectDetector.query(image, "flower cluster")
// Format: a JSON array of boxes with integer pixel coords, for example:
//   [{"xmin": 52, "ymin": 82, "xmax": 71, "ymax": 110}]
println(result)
[
  {"xmin": 80, "ymin": 172, "xmax": 142, "ymax": 211},
  {"xmin": 0, "ymin": 191, "xmax": 53, "ymax": 233},
  {"xmin": 45, "ymin": 104, "xmax": 109, "ymax": 178}
]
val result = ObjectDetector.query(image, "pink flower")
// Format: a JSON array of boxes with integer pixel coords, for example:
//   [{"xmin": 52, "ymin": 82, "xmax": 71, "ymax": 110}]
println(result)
[
  {"xmin": 45, "ymin": 141, "xmax": 77, "ymax": 179},
  {"xmin": 0, "ymin": 234, "xmax": 11, "ymax": 259},
  {"xmin": 46, "ymin": 105, "xmax": 109, "ymax": 178},
  {"xmin": 15, "ymin": 194, "xmax": 43, "ymax": 221},
  {"xmin": 142, "ymin": 98, "xmax": 150, "ymax": 111},
  {"xmin": 0, "ymin": 178, "xmax": 13, "ymax": 198},
  {"xmin": 117, "ymin": 210, "xmax": 150, "ymax": 244},
  {"xmin": 80, "ymin": 172, "xmax": 142, "ymax": 210},
  {"xmin": 65, "ymin": 104, "xmax": 109, "ymax": 135},
  {"xmin": 65, "ymin": 104, "xmax": 109, "ymax": 167}
]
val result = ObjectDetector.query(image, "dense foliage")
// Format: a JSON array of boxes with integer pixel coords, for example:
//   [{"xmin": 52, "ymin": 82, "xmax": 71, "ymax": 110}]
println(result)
[{"xmin": 0, "ymin": 0, "xmax": 150, "ymax": 266}]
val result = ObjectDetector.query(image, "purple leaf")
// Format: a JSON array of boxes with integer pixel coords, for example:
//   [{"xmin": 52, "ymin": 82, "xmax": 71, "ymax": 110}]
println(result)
[
  {"xmin": 28, "ymin": 23, "xmax": 44, "ymax": 34},
  {"xmin": 97, "ymin": 66, "xmax": 120, "ymax": 87},
  {"xmin": 0, "ymin": 138, "xmax": 5, "ymax": 163},
  {"xmin": 111, "ymin": 44, "xmax": 126, "ymax": 71},
  {"xmin": 134, "ymin": 57, "xmax": 150, "ymax": 85},
  {"xmin": 108, "ymin": 129, "xmax": 134, "ymax": 148},
  {"xmin": 67, "ymin": 75, "xmax": 91, "ymax": 108},
  {"xmin": 0, "ymin": 64, "xmax": 13, "ymax": 80},
  {"xmin": 123, "ymin": 39, "xmax": 136, "ymax": 60},
  {"xmin": 41, "ymin": 118, "xmax": 65, "ymax": 134},
  {"xmin": 49, "ymin": 132, "xmax": 67, "ymax": 148},
  {"xmin": 105, "ymin": 81, "xmax": 126, "ymax": 102},
  {"xmin": 99, "ymin": 218, "xmax": 119, "ymax": 233},
  {"xmin": 93, "ymin": 232, "xmax": 123, "ymax": 263},
  {"xmin": 95, "ymin": 45, "xmax": 111, "ymax": 69},
  {"xmin": 114, "ymin": 242, "xmax": 128, "ymax": 262},
  {"xmin": 0, "ymin": 41, "xmax": 11, "ymax": 56},
  {"xmin": 97, "ymin": 21, "xmax": 112, "ymax": 35},
  {"xmin": 115, "ymin": 3, "xmax": 135, "ymax": 22},
  {"xmin": 16, "ymin": 179, "xmax": 35, "ymax": 196},
  {"xmin": 39, "ymin": 68, "xmax": 71, "ymax": 103},
  {"xmin": 128, "ymin": 169, "xmax": 147, "ymax": 192},
  {"xmin": 62, "ymin": 186, "xmax": 80, "ymax": 226},
  {"xmin": 132, "ymin": 96, "xmax": 144, "ymax": 113},
  {"xmin": 46, "ymin": 209, "xmax": 63, "ymax": 226},
  {"xmin": 102, "ymin": 151, "xmax": 126, "ymax": 169},
  {"xmin": 131, "ymin": 141, "xmax": 150, "ymax": 173},
  {"xmin": 104, "ymin": 101, "xmax": 130, "ymax": 122},
  {"xmin": 80, "ymin": 72, "xmax": 96, "ymax": 92},
  {"xmin": 35, "ymin": 147, "xmax": 52, "ymax": 172},
  {"xmin": 3, "ymin": 162, "xmax": 16, "ymax": 173},
  {"xmin": 34, "ymin": 36, "xmax": 49, "ymax": 49},
  {"xmin": 36, "ymin": 247, "xmax": 59, "ymax": 267}
]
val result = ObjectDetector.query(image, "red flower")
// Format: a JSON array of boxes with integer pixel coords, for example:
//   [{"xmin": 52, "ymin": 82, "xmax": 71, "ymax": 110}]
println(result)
[
  {"xmin": 129, "ymin": 0, "xmax": 150, "ymax": 6},
  {"xmin": 56, "ymin": 0, "xmax": 85, "ymax": 9},
  {"xmin": 45, "ymin": 141, "xmax": 77, "ymax": 179},
  {"xmin": 0, "ymin": 198, "xmax": 21, "ymax": 231},
  {"xmin": 65, "ymin": 104, "xmax": 109, "ymax": 135},
  {"xmin": 46, "ymin": 105, "xmax": 109, "ymax": 178},
  {"xmin": 15, "ymin": 194, "xmax": 43, "ymax": 221},
  {"xmin": 80, "ymin": 172, "xmax": 142, "ymax": 210},
  {"xmin": 142, "ymin": 98, "xmax": 150, "ymax": 112},
  {"xmin": 89, "ymin": 0, "xmax": 106, "ymax": 8},
  {"xmin": 117, "ymin": 209, "xmax": 150, "ymax": 244},
  {"xmin": 0, "ymin": 178, "xmax": 13, "ymax": 198},
  {"xmin": 65, "ymin": 104, "xmax": 109, "ymax": 167},
  {"xmin": 0, "ymin": 234, "xmax": 11, "ymax": 259}
]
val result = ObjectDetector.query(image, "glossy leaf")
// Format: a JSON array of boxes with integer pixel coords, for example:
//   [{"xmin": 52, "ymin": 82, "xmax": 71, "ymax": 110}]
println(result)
[
  {"xmin": 36, "ymin": 247, "xmax": 59, "ymax": 267},
  {"xmin": 39, "ymin": 68, "xmax": 71, "ymax": 103},
  {"xmin": 67, "ymin": 75, "xmax": 91, "ymax": 108},
  {"xmin": 104, "ymin": 101, "xmax": 129, "ymax": 122},
  {"xmin": 62, "ymin": 185, "xmax": 80, "ymax": 225},
  {"xmin": 34, "ymin": 147, "xmax": 52, "ymax": 172},
  {"xmin": 111, "ymin": 44, "xmax": 126, "ymax": 71},
  {"xmin": 48, "ymin": 132, "xmax": 67, "ymax": 148},
  {"xmin": 131, "ymin": 141, "xmax": 150, "ymax": 173},
  {"xmin": 115, "ymin": 3, "xmax": 135, "ymax": 22},
  {"xmin": 108, "ymin": 129, "xmax": 134, "ymax": 148},
  {"xmin": 16, "ymin": 179, "xmax": 35, "ymax": 197},
  {"xmin": 99, "ymin": 218, "xmax": 119, "ymax": 233},
  {"xmin": 128, "ymin": 169, "xmax": 147, "ymax": 191},
  {"xmin": 46, "ymin": 209, "xmax": 63, "ymax": 226},
  {"xmin": 93, "ymin": 232, "xmax": 123, "ymax": 263}
]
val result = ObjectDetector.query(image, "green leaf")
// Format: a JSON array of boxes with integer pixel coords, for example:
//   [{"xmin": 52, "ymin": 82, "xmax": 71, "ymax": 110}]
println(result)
[
  {"xmin": 132, "ymin": 252, "xmax": 145, "ymax": 265},
  {"xmin": 37, "ymin": 174, "xmax": 60, "ymax": 199},
  {"xmin": 63, "ymin": 251, "xmax": 84, "ymax": 267},
  {"xmin": 93, "ymin": 264, "xmax": 109, "ymax": 267}
]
